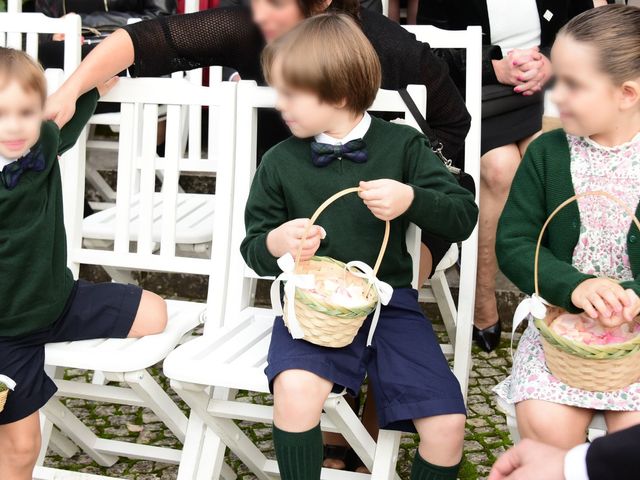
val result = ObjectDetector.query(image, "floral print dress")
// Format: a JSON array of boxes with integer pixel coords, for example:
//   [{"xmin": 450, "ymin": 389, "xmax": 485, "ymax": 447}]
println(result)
[{"xmin": 494, "ymin": 132, "xmax": 640, "ymax": 410}]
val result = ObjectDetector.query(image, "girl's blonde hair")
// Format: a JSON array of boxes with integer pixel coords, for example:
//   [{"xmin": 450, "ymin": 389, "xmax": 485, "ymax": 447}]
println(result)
[{"xmin": 559, "ymin": 5, "xmax": 640, "ymax": 85}]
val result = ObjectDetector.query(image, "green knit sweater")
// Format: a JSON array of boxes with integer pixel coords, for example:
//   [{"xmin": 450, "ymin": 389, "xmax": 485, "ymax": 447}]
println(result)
[
  {"xmin": 0, "ymin": 89, "xmax": 99, "ymax": 337},
  {"xmin": 240, "ymin": 116, "xmax": 478, "ymax": 288},
  {"xmin": 497, "ymin": 129, "xmax": 640, "ymax": 313}
]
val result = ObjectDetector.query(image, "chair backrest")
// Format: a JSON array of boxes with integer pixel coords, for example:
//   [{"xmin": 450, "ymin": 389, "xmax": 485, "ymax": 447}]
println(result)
[
  {"xmin": 0, "ymin": 13, "xmax": 81, "ymax": 78},
  {"xmin": 63, "ymin": 78, "xmax": 237, "ymax": 322},
  {"xmin": 221, "ymin": 80, "xmax": 427, "ymax": 323},
  {"xmin": 404, "ymin": 25, "xmax": 482, "ymax": 396}
]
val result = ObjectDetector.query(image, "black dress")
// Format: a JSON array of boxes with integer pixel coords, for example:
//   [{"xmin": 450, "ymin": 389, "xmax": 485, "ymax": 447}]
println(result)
[
  {"xmin": 122, "ymin": 7, "xmax": 470, "ymax": 272},
  {"xmin": 419, "ymin": 0, "xmax": 594, "ymax": 154}
]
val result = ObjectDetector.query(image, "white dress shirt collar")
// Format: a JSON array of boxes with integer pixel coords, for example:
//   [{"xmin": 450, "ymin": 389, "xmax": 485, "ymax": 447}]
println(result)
[{"xmin": 314, "ymin": 112, "xmax": 371, "ymax": 146}]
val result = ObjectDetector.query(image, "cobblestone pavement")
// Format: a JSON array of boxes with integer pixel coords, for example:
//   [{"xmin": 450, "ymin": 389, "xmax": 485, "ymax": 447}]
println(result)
[{"xmin": 44, "ymin": 322, "xmax": 515, "ymax": 480}]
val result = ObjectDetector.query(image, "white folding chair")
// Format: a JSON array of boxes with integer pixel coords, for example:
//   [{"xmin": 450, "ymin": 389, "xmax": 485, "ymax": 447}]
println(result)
[
  {"xmin": 163, "ymin": 79, "xmax": 472, "ymax": 480},
  {"xmin": 32, "ymin": 77, "xmax": 237, "ymax": 480},
  {"xmin": 0, "ymin": 12, "xmax": 81, "ymax": 78},
  {"xmin": 402, "ymin": 25, "xmax": 482, "ymax": 397}
]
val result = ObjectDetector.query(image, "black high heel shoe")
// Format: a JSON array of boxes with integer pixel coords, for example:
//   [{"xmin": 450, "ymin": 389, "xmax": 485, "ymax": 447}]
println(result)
[{"xmin": 473, "ymin": 320, "xmax": 502, "ymax": 353}]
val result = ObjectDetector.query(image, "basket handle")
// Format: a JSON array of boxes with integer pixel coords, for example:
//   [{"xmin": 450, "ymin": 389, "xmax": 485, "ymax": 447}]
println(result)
[
  {"xmin": 294, "ymin": 187, "xmax": 390, "ymax": 275},
  {"xmin": 534, "ymin": 191, "xmax": 640, "ymax": 296}
]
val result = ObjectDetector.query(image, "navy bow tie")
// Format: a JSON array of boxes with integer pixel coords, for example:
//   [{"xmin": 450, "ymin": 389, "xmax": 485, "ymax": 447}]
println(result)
[
  {"xmin": 310, "ymin": 139, "xmax": 368, "ymax": 167},
  {"xmin": 0, "ymin": 147, "xmax": 46, "ymax": 190}
]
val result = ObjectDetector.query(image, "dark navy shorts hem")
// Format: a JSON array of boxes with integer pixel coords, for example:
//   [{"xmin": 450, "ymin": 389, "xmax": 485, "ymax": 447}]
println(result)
[
  {"xmin": 0, "ymin": 280, "xmax": 143, "ymax": 425},
  {"xmin": 265, "ymin": 358, "xmax": 362, "ymax": 397},
  {"xmin": 380, "ymin": 398, "xmax": 467, "ymax": 433}
]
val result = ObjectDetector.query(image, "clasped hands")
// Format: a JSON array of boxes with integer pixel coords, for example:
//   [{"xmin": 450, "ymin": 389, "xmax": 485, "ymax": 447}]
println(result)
[
  {"xmin": 492, "ymin": 46, "xmax": 552, "ymax": 96},
  {"xmin": 266, "ymin": 180, "xmax": 413, "ymax": 260}
]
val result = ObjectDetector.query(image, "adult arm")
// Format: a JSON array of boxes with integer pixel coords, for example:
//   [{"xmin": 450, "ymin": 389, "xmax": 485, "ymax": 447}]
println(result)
[
  {"xmin": 496, "ymin": 137, "xmax": 595, "ymax": 312},
  {"xmin": 46, "ymin": 7, "xmax": 262, "ymax": 126},
  {"xmin": 403, "ymin": 134, "xmax": 478, "ymax": 243}
]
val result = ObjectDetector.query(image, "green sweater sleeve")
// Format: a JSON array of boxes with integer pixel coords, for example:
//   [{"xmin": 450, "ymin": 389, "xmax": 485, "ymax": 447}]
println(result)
[
  {"xmin": 496, "ymin": 142, "xmax": 594, "ymax": 313},
  {"xmin": 58, "ymin": 89, "xmax": 100, "ymax": 155},
  {"xmin": 403, "ymin": 135, "xmax": 478, "ymax": 243},
  {"xmin": 240, "ymin": 155, "xmax": 289, "ymax": 277}
]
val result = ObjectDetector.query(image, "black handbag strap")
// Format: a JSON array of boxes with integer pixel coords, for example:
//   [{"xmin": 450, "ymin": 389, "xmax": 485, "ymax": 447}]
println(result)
[{"xmin": 398, "ymin": 88, "xmax": 457, "ymax": 172}]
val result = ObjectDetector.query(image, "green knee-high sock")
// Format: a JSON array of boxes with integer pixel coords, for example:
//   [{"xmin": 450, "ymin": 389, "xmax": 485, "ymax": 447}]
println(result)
[
  {"xmin": 273, "ymin": 424, "xmax": 323, "ymax": 480},
  {"xmin": 411, "ymin": 451, "xmax": 461, "ymax": 480}
]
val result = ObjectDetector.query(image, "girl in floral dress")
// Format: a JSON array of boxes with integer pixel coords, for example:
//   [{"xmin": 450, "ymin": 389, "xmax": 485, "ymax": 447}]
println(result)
[{"xmin": 494, "ymin": 5, "xmax": 640, "ymax": 448}]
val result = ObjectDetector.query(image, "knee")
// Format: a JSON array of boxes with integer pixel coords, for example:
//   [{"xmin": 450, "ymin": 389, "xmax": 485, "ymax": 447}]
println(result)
[
  {"xmin": 418, "ymin": 414, "xmax": 466, "ymax": 448},
  {"xmin": 136, "ymin": 291, "xmax": 168, "ymax": 336},
  {"xmin": 481, "ymin": 151, "xmax": 518, "ymax": 195},
  {"xmin": 273, "ymin": 371, "xmax": 329, "ymax": 414},
  {"xmin": 1, "ymin": 433, "xmax": 41, "ymax": 468}
]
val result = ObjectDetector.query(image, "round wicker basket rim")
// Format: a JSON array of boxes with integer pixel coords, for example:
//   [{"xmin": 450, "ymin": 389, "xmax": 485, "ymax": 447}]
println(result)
[{"xmin": 294, "ymin": 187, "xmax": 390, "ymax": 277}]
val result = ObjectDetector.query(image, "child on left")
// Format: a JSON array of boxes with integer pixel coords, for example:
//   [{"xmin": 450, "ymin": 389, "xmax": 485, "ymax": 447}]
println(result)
[{"xmin": 0, "ymin": 48, "xmax": 168, "ymax": 480}]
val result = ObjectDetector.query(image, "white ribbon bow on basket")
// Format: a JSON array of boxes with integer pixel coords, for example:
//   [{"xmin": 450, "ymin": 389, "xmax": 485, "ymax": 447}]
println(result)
[
  {"xmin": 343, "ymin": 260, "xmax": 394, "ymax": 346},
  {"xmin": 510, "ymin": 293, "xmax": 550, "ymax": 357},
  {"xmin": 270, "ymin": 254, "xmax": 394, "ymax": 346},
  {"xmin": 0, "ymin": 374, "xmax": 16, "ymax": 391}
]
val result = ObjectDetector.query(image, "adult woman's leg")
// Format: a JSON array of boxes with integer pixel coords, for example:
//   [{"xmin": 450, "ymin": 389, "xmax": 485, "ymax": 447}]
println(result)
[
  {"xmin": 474, "ymin": 143, "xmax": 522, "ymax": 344},
  {"xmin": 516, "ymin": 399, "xmax": 595, "ymax": 448}
]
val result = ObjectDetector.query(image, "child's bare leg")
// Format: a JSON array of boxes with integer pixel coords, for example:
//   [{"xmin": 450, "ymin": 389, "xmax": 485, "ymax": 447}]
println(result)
[
  {"xmin": 604, "ymin": 410, "xmax": 640, "ymax": 433},
  {"xmin": 127, "ymin": 290, "xmax": 168, "ymax": 338},
  {"xmin": 414, "ymin": 414, "xmax": 465, "ymax": 466},
  {"xmin": 0, "ymin": 412, "xmax": 41, "ymax": 480},
  {"xmin": 273, "ymin": 369, "xmax": 333, "ymax": 480},
  {"xmin": 516, "ymin": 399, "xmax": 594, "ymax": 448}
]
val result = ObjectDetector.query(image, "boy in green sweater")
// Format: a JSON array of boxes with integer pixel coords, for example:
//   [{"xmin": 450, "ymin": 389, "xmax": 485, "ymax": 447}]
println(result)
[
  {"xmin": 0, "ymin": 48, "xmax": 168, "ymax": 479},
  {"xmin": 241, "ymin": 14, "xmax": 478, "ymax": 480}
]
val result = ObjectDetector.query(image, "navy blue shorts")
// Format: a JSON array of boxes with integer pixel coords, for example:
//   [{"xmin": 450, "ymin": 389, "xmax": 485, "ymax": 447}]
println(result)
[
  {"xmin": 0, "ymin": 280, "xmax": 142, "ymax": 425},
  {"xmin": 266, "ymin": 288, "xmax": 466, "ymax": 433}
]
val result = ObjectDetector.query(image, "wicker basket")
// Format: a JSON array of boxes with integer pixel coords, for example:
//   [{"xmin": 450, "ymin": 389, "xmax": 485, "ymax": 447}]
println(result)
[
  {"xmin": 531, "ymin": 191, "xmax": 640, "ymax": 391},
  {"xmin": 0, "ymin": 389, "xmax": 7, "ymax": 413},
  {"xmin": 281, "ymin": 187, "xmax": 390, "ymax": 348}
]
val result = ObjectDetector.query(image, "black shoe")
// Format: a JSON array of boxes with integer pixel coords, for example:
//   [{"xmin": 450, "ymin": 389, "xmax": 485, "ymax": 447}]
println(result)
[{"xmin": 473, "ymin": 320, "xmax": 502, "ymax": 353}]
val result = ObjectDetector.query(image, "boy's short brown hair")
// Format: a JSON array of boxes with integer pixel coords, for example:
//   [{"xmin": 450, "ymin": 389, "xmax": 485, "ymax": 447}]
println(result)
[
  {"xmin": 262, "ymin": 13, "xmax": 382, "ymax": 114},
  {"xmin": 0, "ymin": 47, "xmax": 47, "ymax": 105}
]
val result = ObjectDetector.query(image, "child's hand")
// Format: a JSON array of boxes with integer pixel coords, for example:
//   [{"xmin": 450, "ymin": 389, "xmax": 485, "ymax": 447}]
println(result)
[
  {"xmin": 97, "ymin": 76, "xmax": 119, "ymax": 97},
  {"xmin": 358, "ymin": 179, "xmax": 414, "ymax": 222},
  {"xmin": 266, "ymin": 219, "xmax": 325, "ymax": 261},
  {"xmin": 571, "ymin": 278, "xmax": 631, "ymax": 321}
]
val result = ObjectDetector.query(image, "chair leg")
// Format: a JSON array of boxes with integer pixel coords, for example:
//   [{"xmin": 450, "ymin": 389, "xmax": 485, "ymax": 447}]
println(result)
[
  {"xmin": 48, "ymin": 428, "xmax": 79, "ymax": 458},
  {"xmin": 41, "ymin": 398, "xmax": 119, "ymax": 467},
  {"xmin": 322, "ymin": 395, "xmax": 378, "ymax": 472},
  {"xmin": 430, "ymin": 271, "xmax": 458, "ymax": 346},
  {"xmin": 370, "ymin": 430, "xmax": 401, "ymax": 480},
  {"xmin": 172, "ymin": 381, "xmax": 275, "ymax": 480},
  {"xmin": 124, "ymin": 370, "xmax": 189, "ymax": 443}
]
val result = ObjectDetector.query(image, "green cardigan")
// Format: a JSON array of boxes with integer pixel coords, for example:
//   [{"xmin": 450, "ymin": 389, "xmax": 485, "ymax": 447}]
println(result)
[
  {"xmin": 0, "ymin": 89, "xmax": 99, "ymax": 337},
  {"xmin": 241, "ymin": 116, "xmax": 478, "ymax": 288},
  {"xmin": 496, "ymin": 129, "xmax": 640, "ymax": 313}
]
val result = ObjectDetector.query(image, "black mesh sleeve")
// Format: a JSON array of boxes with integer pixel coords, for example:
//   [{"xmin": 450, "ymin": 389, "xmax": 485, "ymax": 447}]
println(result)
[{"xmin": 122, "ymin": 7, "xmax": 264, "ymax": 79}]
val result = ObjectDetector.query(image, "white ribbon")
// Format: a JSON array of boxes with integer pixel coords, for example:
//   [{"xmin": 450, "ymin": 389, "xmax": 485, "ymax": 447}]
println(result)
[
  {"xmin": 269, "ymin": 255, "xmax": 394, "ymax": 346},
  {"xmin": 0, "ymin": 374, "xmax": 16, "ymax": 391},
  {"xmin": 344, "ymin": 261, "xmax": 394, "ymax": 346},
  {"xmin": 510, "ymin": 293, "xmax": 550, "ymax": 357},
  {"xmin": 270, "ymin": 253, "xmax": 316, "ymax": 340}
]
